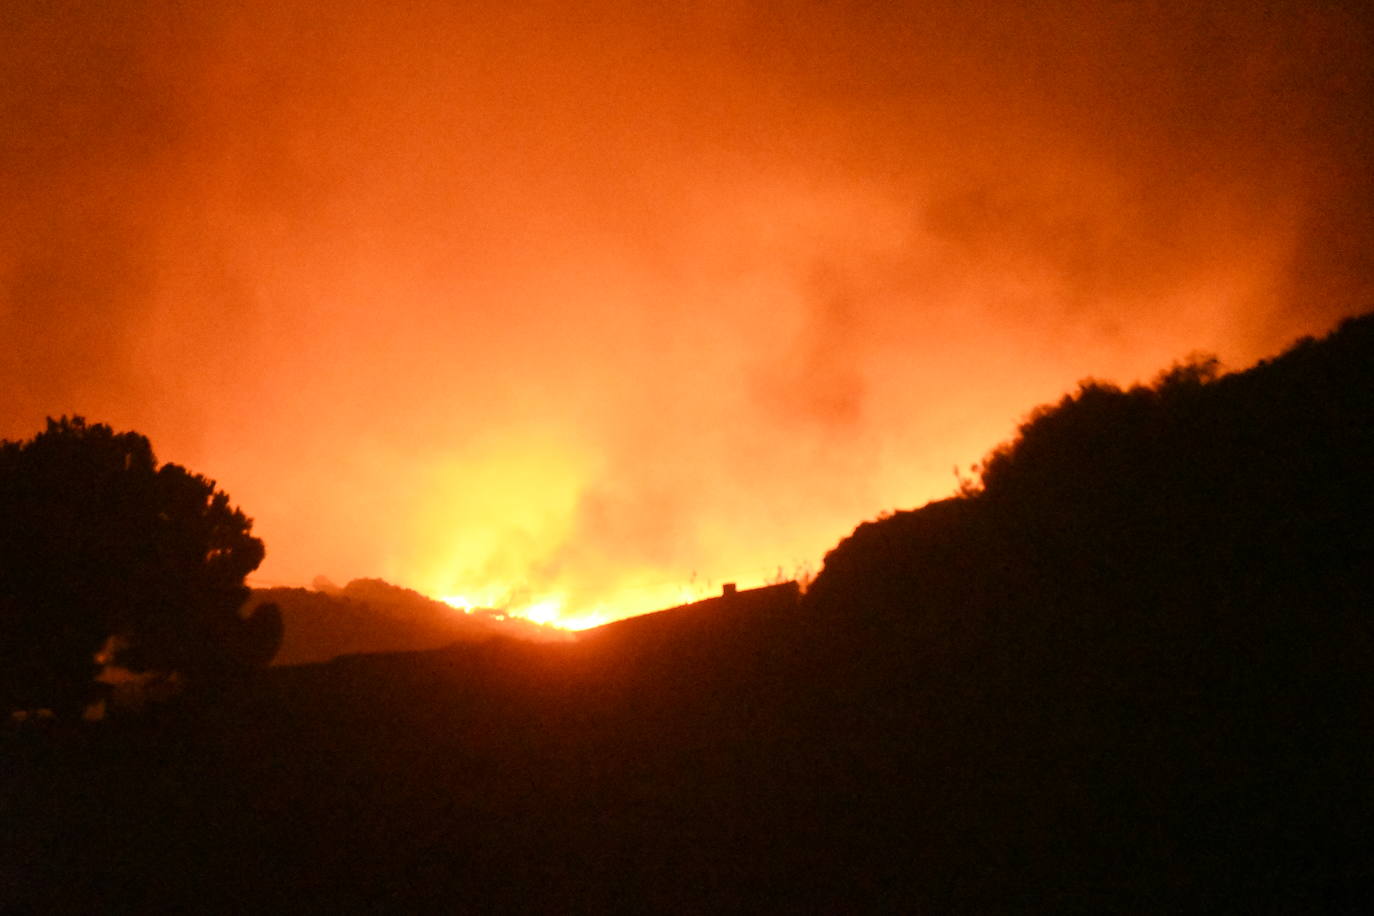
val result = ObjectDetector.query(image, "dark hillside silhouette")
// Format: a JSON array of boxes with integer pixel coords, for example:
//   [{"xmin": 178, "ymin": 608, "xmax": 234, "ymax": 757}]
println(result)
[
  {"xmin": 800, "ymin": 312, "xmax": 1374, "ymax": 908},
  {"xmin": 580, "ymin": 581, "xmax": 801, "ymax": 656},
  {"xmin": 5, "ymin": 315, "xmax": 1372, "ymax": 912},
  {"xmin": 249, "ymin": 578, "xmax": 567, "ymax": 666}
]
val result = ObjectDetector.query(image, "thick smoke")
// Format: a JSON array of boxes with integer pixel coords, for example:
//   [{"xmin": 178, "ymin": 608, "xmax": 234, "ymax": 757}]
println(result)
[{"xmin": 4, "ymin": 1, "xmax": 1372, "ymax": 622}]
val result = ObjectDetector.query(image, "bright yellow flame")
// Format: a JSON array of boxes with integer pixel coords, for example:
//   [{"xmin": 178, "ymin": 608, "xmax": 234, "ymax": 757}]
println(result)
[
  {"xmin": 520, "ymin": 597, "xmax": 562, "ymax": 626},
  {"xmin": 438, "ymin": 588, "xmax": 602, "ymax": 630},
  {"xmin": 433, "ymin": 576, "xmax": 724, "ymax": 631},
  {"xmin": 438, "ymin": 589, "xmax": 507, "ymax": 613},
  {"xmin": 557, "ymin": 612, "xmax": 610, "ymax": 631}
]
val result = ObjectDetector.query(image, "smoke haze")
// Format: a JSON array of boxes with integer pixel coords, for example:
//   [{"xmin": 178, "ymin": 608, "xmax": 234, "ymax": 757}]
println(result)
[{"xmin": 4, "ymin": 1, "xmax": 1372, "ymax": 621}]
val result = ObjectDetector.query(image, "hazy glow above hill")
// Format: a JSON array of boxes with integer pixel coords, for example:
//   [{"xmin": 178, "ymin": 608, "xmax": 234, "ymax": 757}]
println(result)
[{"xmin": 3, "ymin": 2, "xmax": 1372, "ymax": 632}]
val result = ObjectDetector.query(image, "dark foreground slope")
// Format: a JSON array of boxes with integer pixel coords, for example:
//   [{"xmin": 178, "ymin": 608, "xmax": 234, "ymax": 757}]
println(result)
[
  {"xmin": 798, "ymin": 313, "xmax": 1374, "ymax": 909},
  {"xmin": 5, "ymin": 315, "xmax": 1372, "ymax": 913}
]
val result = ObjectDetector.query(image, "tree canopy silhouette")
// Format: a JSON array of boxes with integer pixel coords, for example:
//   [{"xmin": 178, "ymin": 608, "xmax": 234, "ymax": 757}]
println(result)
[{"xmin": 0, "ymin": 417, "xmax": 280, "ymax": 720}]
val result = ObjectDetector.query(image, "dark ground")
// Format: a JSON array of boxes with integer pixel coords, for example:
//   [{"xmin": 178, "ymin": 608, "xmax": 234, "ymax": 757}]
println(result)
[{"xmin": 5, "ymin": 577, "xmax": 1369, "ymax": 914}]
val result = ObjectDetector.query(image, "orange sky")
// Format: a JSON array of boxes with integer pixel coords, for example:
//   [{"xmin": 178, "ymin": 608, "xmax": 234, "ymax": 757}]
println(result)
[{"xmin": 4, "ymin": 1, "xmax": 1372, "ymax": 625}]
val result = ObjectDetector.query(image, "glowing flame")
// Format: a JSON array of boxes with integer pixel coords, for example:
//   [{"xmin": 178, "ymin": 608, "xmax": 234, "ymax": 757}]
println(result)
[
  {"xmin": 435, "ymin": 577, "xmax": 723, "ymax": 631},
  {"xmin": 5, "ymin": 1, "xmax": 1371, "ymax": 661},
  {"xmin": 520, "ymin": 597, "xmax": 562, "ymax": 626},
  {"xmin": 438, "ymin": 590, "xmax": 601, "ymax": 630}
]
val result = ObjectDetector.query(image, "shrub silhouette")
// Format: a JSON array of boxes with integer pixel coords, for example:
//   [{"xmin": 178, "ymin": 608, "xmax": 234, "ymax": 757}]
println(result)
[
  {"xmin": 799, "ymin": 314, "xmax": 1374, "ymax": 907},
  {"xmin": 0, "ymin": 417, "xmax": 272, "ymax": 719}
]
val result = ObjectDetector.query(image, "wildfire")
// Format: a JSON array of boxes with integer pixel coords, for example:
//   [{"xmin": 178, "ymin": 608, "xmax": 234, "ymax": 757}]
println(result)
[
  {"xmin": 7, "ymin": 0, "xmax": 1371, "ymax": 671},
  {"xmin": 436, "ymin": 577, "xmax": 724, "ymax": 631},
  {"xmin": 438, "ymin": 591, "xmax": 602, "ymax": 631}
]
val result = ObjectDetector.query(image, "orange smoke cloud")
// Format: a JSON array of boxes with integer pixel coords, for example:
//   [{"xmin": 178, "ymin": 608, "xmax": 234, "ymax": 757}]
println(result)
[{"xmin": 3, "ymin": 1, "xmax": 1372, "ymax": 626}]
